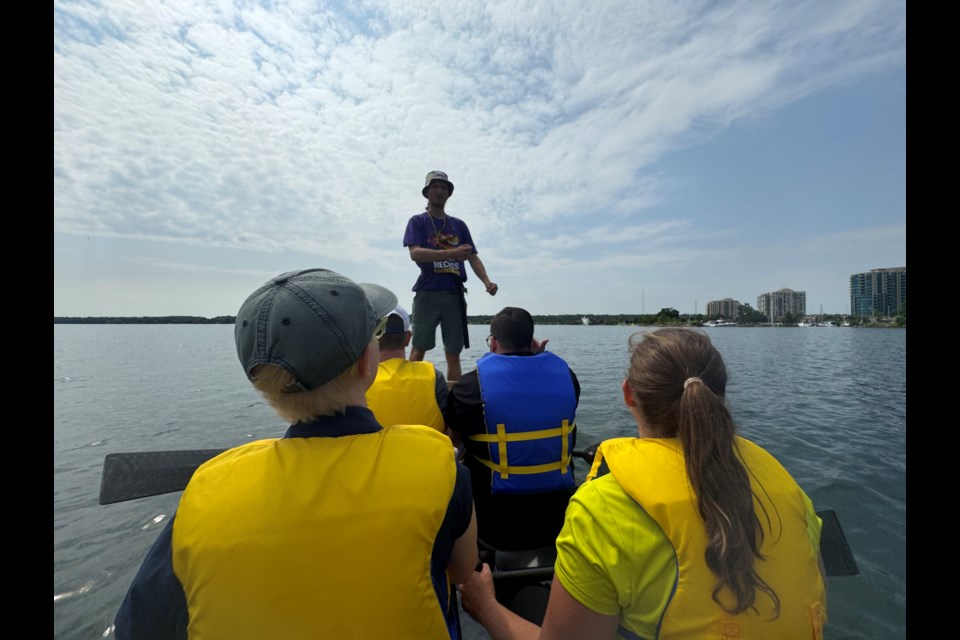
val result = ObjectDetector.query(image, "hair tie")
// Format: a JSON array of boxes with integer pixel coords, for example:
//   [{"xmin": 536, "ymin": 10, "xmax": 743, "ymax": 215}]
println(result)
[{"xmin": 683, "ymin": 377, "xmax": 702, "ymax": 389}]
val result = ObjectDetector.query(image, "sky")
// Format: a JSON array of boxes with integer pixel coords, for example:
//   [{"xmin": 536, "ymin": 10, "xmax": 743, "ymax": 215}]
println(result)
[{"xmin": 54, "ymin": 0, "xmax": 906, "ymax": 318}]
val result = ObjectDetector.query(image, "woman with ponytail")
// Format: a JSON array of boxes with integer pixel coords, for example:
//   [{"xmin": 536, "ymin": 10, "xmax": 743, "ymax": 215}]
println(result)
[{"xmin": 460, "ymin": 328, "xmax": 826, "ymax": 639}]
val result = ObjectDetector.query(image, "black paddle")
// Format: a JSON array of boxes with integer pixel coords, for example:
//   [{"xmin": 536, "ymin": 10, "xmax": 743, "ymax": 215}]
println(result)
[
  {"xmin": 100, "ymin": 445, "xmax": 597, "ymax": 504},
  {"xmin": 99, "ymin": 444, "xmax": 600, "ymax": 505},
  {"xmin": 99, "ymin": 448, "xmax": 227, "ymax": 505},
  {"xmin": 98, "ymin": 444, "xmax": 858, "ymax": 576}
]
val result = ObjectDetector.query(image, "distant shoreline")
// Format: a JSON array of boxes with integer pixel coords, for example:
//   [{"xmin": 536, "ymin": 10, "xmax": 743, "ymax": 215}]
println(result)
[
  {"xmin": 53, "ymin": 315, "xmax": 903, "ymax": 328},
  {"xmin": 54, "ymin": 316, "xmax": 236, "ymax": 325},
  {"xmin": 52, "ymin": 315, "xmax": 659, "ymax": 326}
]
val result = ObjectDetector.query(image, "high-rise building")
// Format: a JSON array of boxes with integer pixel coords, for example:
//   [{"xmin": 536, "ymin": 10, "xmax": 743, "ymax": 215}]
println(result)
[
  {"xmin": 757, "ymin": 288, "xmax": 806, "ymax": 322},
  {"xmin": 850, "ymin": 267, "xmax": 906, "ymax": 318},
  {"xmin": 705, "ymin": 298, "xmax": 740, "ymax": 320}
]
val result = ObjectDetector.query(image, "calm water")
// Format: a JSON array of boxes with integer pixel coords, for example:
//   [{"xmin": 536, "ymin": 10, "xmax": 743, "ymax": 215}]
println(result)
[{"xmin": 53, "ymin": 324, "xmax": 906, "ymax": 639}]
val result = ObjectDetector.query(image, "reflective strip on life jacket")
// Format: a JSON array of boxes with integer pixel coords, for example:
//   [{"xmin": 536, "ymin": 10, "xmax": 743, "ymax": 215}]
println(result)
[{"xmin": 469, "ymin": 419, "xmax": 573, "ymax": 478}]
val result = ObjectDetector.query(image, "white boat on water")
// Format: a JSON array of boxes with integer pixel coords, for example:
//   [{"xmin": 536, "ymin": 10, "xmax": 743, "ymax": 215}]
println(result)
[{"xmin": 704, "ymin": 319, "xmax": 737, "ymax": 327}]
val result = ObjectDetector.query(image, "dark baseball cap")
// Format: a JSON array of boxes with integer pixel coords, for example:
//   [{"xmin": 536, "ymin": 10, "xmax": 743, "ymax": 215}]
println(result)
[{"xmin": 235, "ymin": 269, "xmax": 397, "ymax": 391}]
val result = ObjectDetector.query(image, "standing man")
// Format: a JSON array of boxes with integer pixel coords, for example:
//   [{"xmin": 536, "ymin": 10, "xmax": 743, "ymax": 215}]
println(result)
[
  {"xmin": 404, "ymin": 170, "xmax": 498, "ymax": 382},
  {"xmin": 114, "ymin": 269, "xmax": 477, "ymax": 640},
  {"xmin": 444, "ymin": 307, "xmax": 579, "ymax": 552},
  {"xmin": 366, "ymin": 304, "xmax": 450, "ymax": 436}
]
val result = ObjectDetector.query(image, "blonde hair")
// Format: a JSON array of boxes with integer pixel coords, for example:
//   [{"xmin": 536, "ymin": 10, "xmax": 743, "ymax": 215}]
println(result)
[{"xmin": 250, "ymin": 363, "xmax": 359, "ymax": 423}]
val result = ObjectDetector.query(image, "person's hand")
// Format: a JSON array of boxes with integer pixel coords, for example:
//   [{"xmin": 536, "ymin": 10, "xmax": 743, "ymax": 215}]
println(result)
[
  {"xmin": 532, "ymin": 337, "xmax": 549, "ymax": 353},
  {"xmin": 458, "ymin": 563, "xmax": 499, "ymax": 624},
  {"xmin": 450, "ymin": 244, "xmax": 473, "ymax": 261},
  {"xmin": 485, "ymin": 282, "xmax": 498, "ymax": 296}
]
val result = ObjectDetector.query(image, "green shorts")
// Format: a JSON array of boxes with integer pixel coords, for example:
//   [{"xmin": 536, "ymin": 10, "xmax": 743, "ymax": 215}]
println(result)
[{"xmin": 412, "ymin": 290, "xmax": 465, "ymax": 354}]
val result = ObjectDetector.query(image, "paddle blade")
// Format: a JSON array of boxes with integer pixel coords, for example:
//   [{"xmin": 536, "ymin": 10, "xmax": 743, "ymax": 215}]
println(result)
[
  {"xmin": 99, "ymin": 449, "xmax": 226, "ymax": 505},
  {"xmin": 817, "ymin": 509, "xmax": 859, "ymax": 576}
]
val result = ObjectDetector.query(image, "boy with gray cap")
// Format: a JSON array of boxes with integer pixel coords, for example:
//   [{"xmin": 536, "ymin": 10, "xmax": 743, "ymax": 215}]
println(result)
[{"xmin": 114, "ymin": 268, "xmax": 478, "ymax": 640}]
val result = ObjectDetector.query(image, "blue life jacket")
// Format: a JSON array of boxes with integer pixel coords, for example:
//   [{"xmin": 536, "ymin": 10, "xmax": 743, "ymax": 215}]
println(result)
[{"xmin": 472, "ymin": 352, "xmax": 577, "ymax": 495}]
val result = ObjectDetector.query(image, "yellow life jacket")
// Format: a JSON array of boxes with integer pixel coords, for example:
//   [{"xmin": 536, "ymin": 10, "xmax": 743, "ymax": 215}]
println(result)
[
  {"xmin": 172, "ymin": 425, "xmax": 457, "ymax": 639},
  {"xmin": 589, "ymin": 436, "xmax": 826, "ymax": 640},
  {"xmin": 367, "ymin": 359, "xmax": 445, "ymax": 432}
]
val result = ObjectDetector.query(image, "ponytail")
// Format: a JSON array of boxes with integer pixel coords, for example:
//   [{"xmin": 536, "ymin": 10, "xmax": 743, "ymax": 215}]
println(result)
[{"xmin": 626, "ymin": 329, "xmax": 780, "ymax": 616}]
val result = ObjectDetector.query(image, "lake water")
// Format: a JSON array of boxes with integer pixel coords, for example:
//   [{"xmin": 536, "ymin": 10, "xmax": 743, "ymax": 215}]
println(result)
[{"xmin": 53, "ymin": 324, "xmax": 906, "ymax": 639}]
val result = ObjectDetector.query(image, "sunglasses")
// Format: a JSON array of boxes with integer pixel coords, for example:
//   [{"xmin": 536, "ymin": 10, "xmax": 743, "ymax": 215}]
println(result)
[
  {"xmin": 486, "ymin": 334, "xmax": 495, "ymax": 348},
  {"xmin": 373, "ymin": 315, "xmax": 389, "ymax": 340}
]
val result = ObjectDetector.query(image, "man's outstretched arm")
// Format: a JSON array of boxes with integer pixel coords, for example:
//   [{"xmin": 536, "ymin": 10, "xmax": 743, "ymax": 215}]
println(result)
[{"xmin": 466, "ymin": 254, "xmax": 498, "ymax": 295}]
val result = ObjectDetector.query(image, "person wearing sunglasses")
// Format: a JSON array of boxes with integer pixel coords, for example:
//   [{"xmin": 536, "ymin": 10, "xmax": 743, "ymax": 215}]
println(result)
[
  {"xmin": 114, "ymin": 269, "xmax": 478, "ymax": 640},
  {"xmin": 445, "ymin": 307, "xmax": 579, "ymax": 556}
]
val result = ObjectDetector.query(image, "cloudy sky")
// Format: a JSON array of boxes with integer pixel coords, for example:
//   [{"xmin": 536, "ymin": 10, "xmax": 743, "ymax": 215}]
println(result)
[{"xmin": 54, "ymin": 0, "xmax": 905, "ymax": 318}]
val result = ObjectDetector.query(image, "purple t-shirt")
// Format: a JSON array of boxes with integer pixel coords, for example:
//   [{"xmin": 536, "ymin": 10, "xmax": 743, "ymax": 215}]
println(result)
[{"xmin": 403, "ymin": 211, "xmax": 478, "ymax": 292}]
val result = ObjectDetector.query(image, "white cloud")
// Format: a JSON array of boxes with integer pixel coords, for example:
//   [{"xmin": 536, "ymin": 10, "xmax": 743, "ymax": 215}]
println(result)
[{"xmin": 54, "ymin": 0, "xmax": 905, "ymax": 316}]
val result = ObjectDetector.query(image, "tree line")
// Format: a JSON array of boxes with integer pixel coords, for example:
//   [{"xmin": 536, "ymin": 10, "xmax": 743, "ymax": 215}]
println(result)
[
  {"xmin": 53, "ymin": 316, "xmax": 236, "ymax": 324},
  {"xmin": 52, "ymin": 302, "xmax": 905, "ymax": 327},
  {"xmin": 52, "ymin": 307, "xmax": 745, "ymax": 326},
  {"xmin": 53, "ymin": 312, "xmax": 684, "ymax": 326}
]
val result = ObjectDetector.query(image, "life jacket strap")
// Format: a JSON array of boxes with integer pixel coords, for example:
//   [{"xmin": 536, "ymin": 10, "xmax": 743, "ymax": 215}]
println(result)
[{"xmin": 468, "ymin": 419, "xmax": 573, "ymax": 479}]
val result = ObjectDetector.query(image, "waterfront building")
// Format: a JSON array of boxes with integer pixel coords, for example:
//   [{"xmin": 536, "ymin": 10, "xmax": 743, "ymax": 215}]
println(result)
[
  {"xmin": 757, "ymin": 288, "xmax": 806, "ymax": 322},
  {"xmin": 705, "ymin": 298, "xmax": 740, "ymax": 320},
  {"xmin": 850, "ymin": 267, "xmax": 906, "ymax": 318}
]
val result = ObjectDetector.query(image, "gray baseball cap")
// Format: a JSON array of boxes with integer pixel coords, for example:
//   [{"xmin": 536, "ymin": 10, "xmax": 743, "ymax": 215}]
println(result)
[{"xmin": 235, "ymin": 269, "xmax": 397, "ymax": 391}]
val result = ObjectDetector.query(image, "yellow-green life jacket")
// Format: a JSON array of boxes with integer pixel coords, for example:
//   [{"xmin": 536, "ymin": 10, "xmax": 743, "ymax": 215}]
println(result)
[{"xmin": 589, "ymin": 436, "xmax": 826, "ymax": 640}]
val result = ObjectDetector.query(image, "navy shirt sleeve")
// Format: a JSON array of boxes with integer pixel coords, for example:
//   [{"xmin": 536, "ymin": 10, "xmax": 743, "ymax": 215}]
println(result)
[
  {"xmin": 431, "ymin": 459, "xmax": 474, "ymax": 638},
  {"xmin": 431, "ymin": 460, "xmax": 474, "ymax": 595},
  {"xmin": 114, "ymin": 514, "xmax": 189, "ymax": 640},
  {"xmin": 433, "ymin": 459, "xmax": 473, "ymax": 569}
]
